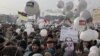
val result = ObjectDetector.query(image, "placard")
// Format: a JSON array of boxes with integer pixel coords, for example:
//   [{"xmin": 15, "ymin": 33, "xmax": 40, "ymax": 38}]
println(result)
[
  {"xmin": 60, "ymin": 26, "xmax": 79, "ymax": 43},
  {"xmin": 93, "ymin": 8, "xmax": 100, "ymax": 23}
]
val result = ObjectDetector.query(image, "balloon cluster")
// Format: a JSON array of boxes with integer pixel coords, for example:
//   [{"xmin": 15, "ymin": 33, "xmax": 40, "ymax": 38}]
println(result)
[
  {"xmin": 57, "ymin": 0, "xmax": 92, "ymax": 32},
  {"xmin": 63, "ymin": 1, "xmax": 74, "ymax": 19},
  {"xmin": 80, "ymin": 29, "xmax": 99, "ymax": 41}
]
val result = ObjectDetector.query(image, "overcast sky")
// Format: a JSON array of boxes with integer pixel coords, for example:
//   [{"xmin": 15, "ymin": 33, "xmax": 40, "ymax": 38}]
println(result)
[{"xmin": 0, "ymin": 0, "xmax": 100, "ymax": 15}]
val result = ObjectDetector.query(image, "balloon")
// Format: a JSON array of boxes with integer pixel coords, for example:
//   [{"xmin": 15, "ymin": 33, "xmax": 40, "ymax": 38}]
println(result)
[
  {"xmin": 0, "ymin": 24, "xmax": 2, "ymax": 28},
  {"xmin": 57, "ymin": 0, "xmax": 64, "ymax": 9},
  {"xmin": 28, "ymin": 16, "xmax": 34, "ymax": 19},
  {"xmin": 88, "ymin": 52, "xmax": 99, "ymax": 56},
  {"xmin": 24, "ymin": 28, "xmax": 34, "ymax": 35},
  {"xmin": 90, "ymin": 46, "xmax": 99, "ymax": 52},
  {"xmin": 99, "ymin": 46, "xmax": 100, "ymax": 56},
  {"xmin": 37, "ymin": 19, "xmax": 45, "ymax": 24},
  {"xmin": 25, "ymin": 22, "xmax": 33, "ymax": 28},
  {"xmin": 80, "ymin": 29, "xmax": 92, "ymax": 41},
  {"xmin": 64, "ymin": 1, "xmax": 74, "ymax": 11},
  {"xmin": 96, "ymin": 39, "xmax": 100, "ymax": 44},
  {"xmin": 16, "ymin": 28, "xmax": 21, "ymax": 34},
  {"xmin": 80, "ymin": 10, "xmax": 91, "ymax": 19},
  {"xmin": 92, "ymin": 30, "xmax": 99, "ymax": 40},
  {"xmin": 77, "ymin": 0, "xmax": 87, "ymax": 11},
  {"xmin": 80, "ymin": 29, "xmax": 98, "ymax": 41},
  {"xmin": 40, "ymin": 29, "xmax": 48, "ymax": 37},
  {"xmin": 73, "ymin": 17, "xmax": 86, "ymax": 31},
  {"xmin": 16, "ymin": 19, "xmax": 22, "ymax": 26},
  {"xmin": 25, "ymin": 0, "xmax": 40, "ymax": 16},
  {"xmin": 74, "ymin": 9, "xmax": 81, "ymax": 17},
  {"xmin": 32, "ymin": 53, "xmax": 43, "ymax": 56},
  {"xmin": 65, "ymin": 11, "xmax": 73, "ymax": 18},
  {"xmin": 39, "ymin": 23, "xmax": 45, "ymax": 29}
]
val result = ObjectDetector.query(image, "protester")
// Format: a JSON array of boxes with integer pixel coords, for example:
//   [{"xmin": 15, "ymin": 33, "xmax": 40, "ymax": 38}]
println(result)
[
  {"xmin": 2, "ymin": 46, "xmax": 23, "ymax": 56},
  {"xmin": 45, "ymin": 36, "xmax": 56, "ymax": 56},
  {"xmin": 24, "ymin": 38, "xmax": 42, "ymax": 56}
]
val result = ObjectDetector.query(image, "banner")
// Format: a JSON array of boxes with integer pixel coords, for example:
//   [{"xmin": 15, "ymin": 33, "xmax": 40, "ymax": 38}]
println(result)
[
  {"xmin": 18, "ymin": 11, "xmax": 27, "ymax": 21},
  {"xmin": 60, "ymin": 26, "xmax": 78, "ymax": 43},
  {"xmin": 93, "ymin": 8, "xmax": 100, "ymax": 23}
]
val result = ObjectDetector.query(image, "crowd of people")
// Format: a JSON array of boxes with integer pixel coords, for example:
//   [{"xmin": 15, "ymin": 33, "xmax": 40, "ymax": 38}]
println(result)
[{"xmin": 0, "ymin": 18, "xmax": 99, "ymax": 56}]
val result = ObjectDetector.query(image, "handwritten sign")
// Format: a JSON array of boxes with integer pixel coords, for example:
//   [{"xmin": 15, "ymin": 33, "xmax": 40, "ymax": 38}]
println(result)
[
  {"xmin": 93, "ymin": 8, "xmax": 100, "ymax": 23},
  {"xmin": 60, "ymin": 26, "xmax": 79, "ymax": 43}
]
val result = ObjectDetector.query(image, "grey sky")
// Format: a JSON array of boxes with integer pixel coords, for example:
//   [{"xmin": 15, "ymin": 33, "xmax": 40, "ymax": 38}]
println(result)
[{"xmin": 0, "ymin": 0, "xmax": 100, "ymax": 15}]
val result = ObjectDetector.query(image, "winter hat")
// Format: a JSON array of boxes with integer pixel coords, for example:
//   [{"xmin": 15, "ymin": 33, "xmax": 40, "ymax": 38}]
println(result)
[
  {"xmin": 32, "ymin": 53, "xmax": 43, "ymax": 56},
  {"xmin": 44, "ymin": 52, "xmax": 52, "ymax": 56},
  {"xmin": 32, "ymin": 38, "xmax": 40, "ymax": 47}
]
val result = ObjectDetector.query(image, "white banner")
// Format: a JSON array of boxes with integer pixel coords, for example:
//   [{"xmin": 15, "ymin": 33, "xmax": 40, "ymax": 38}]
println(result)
[{"xmin": 60, "ymin": 26, "xmax": 79, "ymax": 43}]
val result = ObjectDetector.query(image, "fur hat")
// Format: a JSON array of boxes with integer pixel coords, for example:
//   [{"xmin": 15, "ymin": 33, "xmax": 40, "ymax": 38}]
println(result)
[{"xmin": 32, "ymin": 53, "xmax": 43, "ymax": 56}]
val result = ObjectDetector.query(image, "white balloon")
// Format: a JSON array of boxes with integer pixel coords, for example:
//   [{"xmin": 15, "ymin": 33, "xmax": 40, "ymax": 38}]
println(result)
[
  {"xmin": 39, "ymin": 23, "xmax": 45, "ymax": 29},
  {"xmin": 65, "ymin": 11, "xmax": 73, "ymax": 18},
  {"xmin": 25, "ymin": 22, "xmax": 33, "ymax": 28},
  {"xmin": 77, "ymin": 0, "xmax": 87, "ymax": 11},
  {"xmin": 80, "ymin": 29, "xmax": 98, "ymax": 41},
  {"xmin": 28, "ymin": 16, "xmax": 33, "ymax": 19},
  {"xmin": 24, "ymin": 28, "xmax": 34, "ymax": 35},
  {"xmin": 0, "ymin": 24, "xmax": 2, "ymax": 28},
  {"xmin": 16, "ymin": 28, "xmax": 21, "ymax": 34},
  {"xmin": 98, "ymin": 46, "xmax": 100, "ymax": 56},
  {"xmin": 40, "ymin": 29, "xmax": 48, "ymax": 37},
  {"xmin": 57, "ymin": 0, "xmax": 64, "ymax": 9},
  {"xmin": 80, "ymin": 29, "xmax": 94, "ymax": 41},
  {"xmin": 92, "ymin": 30, "xmax": 99, "ymax": 40},
  {"xmin": 16, "ymin": 19, "xmax": 22, "ymax": 26},
  {"xmin": 37, "ymin": 19, "xmax": 44, "ymax": 24},
  {"xmin": 89, "ymin": 46, "xmax": 99, "ymax": 56},
  {"xmin": 25, "ymin": 0, "xmax": 40, "ymax": 16},
  {"xmin": 64, "ymin": 1, "xmax": 74, "ymax": 11},
  {"xmin": 73, "ymin": 17, "xmax": 86, "ymax": 31},
  {"xmin": 80, "ymin": 10, "xmax": 91, "ymax": 19},
  {"xmin": 88, "ymin": 52, "xmax": 99, "ymax": 56},
  {"xmin": 90, "ymin": 46, "xmax": 99, "ymax": 52},
  {"xmin": 96, "ymin": 39, "xmax": 100, "ymax": 44}
]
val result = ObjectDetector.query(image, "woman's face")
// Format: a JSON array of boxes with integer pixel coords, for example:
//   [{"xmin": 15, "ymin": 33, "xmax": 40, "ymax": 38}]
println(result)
[
  {"xmin": 32, "ymin": 44, "xmax": 39, "ymax": 52},
  {"xmin": 47, "ymin": 42, "xmax": 54, "ymax": 48}
]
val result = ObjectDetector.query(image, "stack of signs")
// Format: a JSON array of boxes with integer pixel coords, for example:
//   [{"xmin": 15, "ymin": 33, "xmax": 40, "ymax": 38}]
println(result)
[
  {"xmin": 60, "ymin": 26, "xmax": 79, "ymax": 43},
  {"xmin": 93, "ymin": 8, "xmax": 100, "ymax": 27}
]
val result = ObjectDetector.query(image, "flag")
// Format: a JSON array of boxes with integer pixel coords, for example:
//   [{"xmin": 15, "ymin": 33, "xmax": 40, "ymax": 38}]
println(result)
[{"xmin": 18, "ymin": 11, "xmax": 28, "ymax": 21}]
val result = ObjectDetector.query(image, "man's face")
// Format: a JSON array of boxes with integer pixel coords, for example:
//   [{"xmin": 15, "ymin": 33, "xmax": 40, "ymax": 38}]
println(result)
[{"xmin": 32, "ymin": 44, "xmax": 39, "ymax": 52}]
